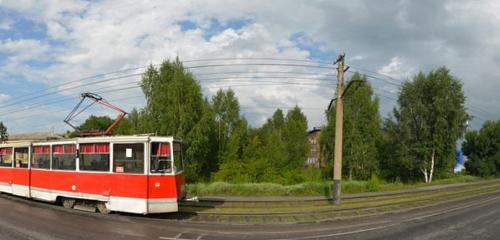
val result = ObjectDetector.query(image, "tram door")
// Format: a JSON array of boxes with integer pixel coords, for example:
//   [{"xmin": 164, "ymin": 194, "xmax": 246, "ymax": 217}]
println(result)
[
  {"xmin": 148, "ymin": 142, "xmax": 177, "ymax": 199},
  {"xmin": 172, "ymin": 142, "xmax": 186, "ymax": 199},
  {"xmin": 12, "ymin": 147, "xmax": 30, "ymax": 197}
]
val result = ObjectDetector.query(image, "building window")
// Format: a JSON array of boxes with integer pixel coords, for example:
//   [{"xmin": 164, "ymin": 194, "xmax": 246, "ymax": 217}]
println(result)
[
  {"xmin": 52, "ymin": 144, "xmax": 76, "ymax": 170},
  {"xmin": 113, "ymin": 143, "xmax": 144, "ymax": 174},
  {"xmin": 14, "ymin": 147, "xmax": 29, "ymax": 168},
  {"xmin": 0, "ymin": 148, "xmax": 12, "ymax": 167},
  {"xmin": 32, "ymin": 146, "xmax": 50, "ymax": 169},
  {"xmin": 79, "ymin": 143, "xmax": 110, "ymax": 172},
  {"xmin": 150, "ymin": 142, "xmax": 172, "ymax": 173}
]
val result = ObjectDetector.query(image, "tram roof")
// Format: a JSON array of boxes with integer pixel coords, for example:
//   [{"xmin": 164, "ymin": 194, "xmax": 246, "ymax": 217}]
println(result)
[{"xmin": 0, "ymin": 134, "xmax": 179, "ymax": 147}]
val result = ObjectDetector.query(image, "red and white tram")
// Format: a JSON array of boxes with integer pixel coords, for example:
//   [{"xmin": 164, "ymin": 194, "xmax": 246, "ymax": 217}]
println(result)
[{"xmin": 0, "ymin": 135, "xmax": 186, "ymax": 214}]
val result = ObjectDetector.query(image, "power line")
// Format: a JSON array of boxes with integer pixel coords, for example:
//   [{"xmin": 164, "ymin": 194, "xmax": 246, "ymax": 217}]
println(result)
[
  {"xmin": 349, "ymin": 65, "xmax": 406, "ymax": 84},
  {"xmin": 0, "ymin": 83, "xmax": 143, "ymax": 116},
  {"xmin": 198, "ymin": 76, "xmax": 335, "ymax": 82},
  {"xmin": 203, "ymin": 82, "xmax": 335, "ymax": 89},
  {"xmin": 184, "ymin": 57, "xmax": 332, "ymax": 65},
  {"xmin": 1, "ymin": 61, "xmax": 335, "ymax": 110},
  {"xmin": 6, "ymin": 95, "xmax": 146, "ymax": 133},
  {"xmin": 0, "ymin": 73, "xmax": 142, "ymax": 110},
  {"xmin": 0, "ymin": 67, "xmax": 147, "ymax": 108},
  {"xmin": 193, "ymin": 70, "xmax": 336, "ymax": 77},
  {"xmin": 185, "ymin": 63, "xmax": 333, "ymax": 70}
]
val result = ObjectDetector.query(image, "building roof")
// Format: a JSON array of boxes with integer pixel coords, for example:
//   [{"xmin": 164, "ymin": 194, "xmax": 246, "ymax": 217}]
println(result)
[{"xmin": 308, "ymin": 127, "xmax": 321, "ymax": 134}]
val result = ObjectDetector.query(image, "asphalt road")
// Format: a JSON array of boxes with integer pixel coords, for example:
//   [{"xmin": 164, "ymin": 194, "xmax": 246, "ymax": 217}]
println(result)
[{"xmin": 0, "ymin": 192, "xmax": 500, "ymax": 240}]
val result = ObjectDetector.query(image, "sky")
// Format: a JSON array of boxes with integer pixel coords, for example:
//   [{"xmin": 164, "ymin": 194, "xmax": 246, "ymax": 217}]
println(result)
[{"xmin": 0, "ymin": 0, "xmax": 499, "ymax": 134}]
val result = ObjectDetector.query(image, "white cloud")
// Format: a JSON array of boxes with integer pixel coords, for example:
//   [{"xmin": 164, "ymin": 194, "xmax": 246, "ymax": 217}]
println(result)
[
  {"xmin": 2, "ymin": 0, "xmax": 500, "ymax": 132},
  {"xmin": 0, "ymin": 19, "xmax": 13, "ymax": 30},
  {"xmin": 377, "ymin": 57, "xmax": 415, "ymax": 80},
  {"xmin": 0, "ymin": 94, "xmax": 10, "ymax": 103},
  {"xmin": 0, "ymin": 39, "xmax": 49, "ymax": 59}
]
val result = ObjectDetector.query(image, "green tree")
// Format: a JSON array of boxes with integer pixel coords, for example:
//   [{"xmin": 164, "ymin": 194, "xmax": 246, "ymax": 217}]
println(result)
[
  {"xmin": 140, "ymin": 58, "xmax": 210, "ymax": 182},
  {"xmin": 212, "ymin": 88, "xmax": 241, "ymax": 156},
  {"xmin": 387, "ymin": 67, "xmax": 469, "ymax": 183},
  {"xmin": 214, "ymin": 107, "xmax": 311, "ymax": 184},
  {"xmin": 79, "ymin": 115, "xmax": 114, "ymax": 132},
  {"xmin": 260, "ymin": 109, "xmax": 285, "ymax": 141},
  {"xmin": 463, "ymin": 120, "xmax": 500, "ymax": 177},
  {"xmin": 184, "ymin": 100, "xmax": 218, "ymax": 182},
  {"xmin": 141, "ymin": 58, "xmax": 204, "ymax": 138},
  {"xmin": 214, "ymin": 119, "xmax": 251, "ymax": 183},
  {"xmin": 126, "ymin": 108, "xmax": 142, "ymax": 133},
  {"xmin": 283, "ymin": 106, "xmax": 309, "ymax": 171},
  {"xmin": 321, "ymin": 73, "xmax": 382, "ymax": 180},
  {"xmin": 0, "ymin": 122, "xmax": 8, "ymax": 143}
]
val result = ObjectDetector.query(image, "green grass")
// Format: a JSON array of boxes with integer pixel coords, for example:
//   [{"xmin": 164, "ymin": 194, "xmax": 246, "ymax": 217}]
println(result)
[{"xmin": 187, "ymin": 175, "xmax": 482, "ymax": 197}]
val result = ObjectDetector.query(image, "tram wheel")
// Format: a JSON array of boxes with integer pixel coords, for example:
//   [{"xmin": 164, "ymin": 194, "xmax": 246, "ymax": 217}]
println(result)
[
  {"xmin": 97, "ymin": 202, "xmax": 111, "ymax": 214},
  {"xmin": 62, "ymin": 198, "xmax": 76, "ymax": 209}
]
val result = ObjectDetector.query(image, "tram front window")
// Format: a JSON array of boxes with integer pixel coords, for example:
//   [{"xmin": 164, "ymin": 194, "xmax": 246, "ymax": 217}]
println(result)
[{"xmin": 150, "ymin": 142, "xmax": 172, "ymax": 173}]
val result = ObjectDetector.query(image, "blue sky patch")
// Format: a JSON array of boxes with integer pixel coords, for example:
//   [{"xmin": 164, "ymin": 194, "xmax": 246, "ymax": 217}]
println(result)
[
  {"xmin": 178, "ymin": 17, "xmax": 254, "ymax": 41},
  {"xmin": 177, "ymin": 20, "xmax": 197, "ymax": 32},
  {"xmin": 0, "ymin": 9, "xmax": 48, "ymax": 41},
  {"xmin": 290, "ymin": 32, "xmax": 336, "ymax": 62}
]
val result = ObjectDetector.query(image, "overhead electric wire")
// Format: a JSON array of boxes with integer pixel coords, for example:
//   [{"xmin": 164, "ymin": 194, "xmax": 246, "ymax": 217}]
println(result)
[
  {"xmin": 4, "ymin": 57, "xmax": 496, "ymax": 130},
  {"xmin": 0, "ymin": 73, "xmax": 143, "ymax": 110},
  {"xmin": 198, "ymin": 76, "xmax": 334, "ymax": 82},
  {"xmin": 349, "ymin": 65, "xmax": 406, "ymax": 84},
  {"xmin": 193, "ymin": 70, "xmax": 336, "ymax": 77},
  {"xmin": 183, "ymin": 57, "xmax": 332, "ymax": 65},
  {"xmin": 0, "ymin": 82, "xmax": 143, "ymax": 116},
  {"xmin": 240, "ymin": 106, "xmax": 324, "ymax": 111},
  {"xmin": 6, "ymin": 94, "xmax": 146, "ymax": 123},
  {"xmin": 2, "ymin": 79, "xmax": 334, "ymax": 117},
  {"xmin": 1, "ymin": 60, "xmax": 335, "ymax": 111},
  {"xmin": 2, "ymin": 70, "xmax": 340, "ymax": 117},
  {"xmin": 1, "ymin": 58, "xmax": 333, "ymax": 109},
  {"xmin": 0, "ymin": 67, "xmax": 147, "ymax": 108},
  {"xmin": 11, "ymin": 94, "xmax": 146, "ymax": 133},
  {"xmin": 185, "ymin": 63, "xmax": 333, "ymax": 70}
]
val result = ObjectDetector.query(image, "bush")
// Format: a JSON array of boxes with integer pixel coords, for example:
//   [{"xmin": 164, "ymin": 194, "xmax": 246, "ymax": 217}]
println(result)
[
  {"xmin": 366, "ymin": 175, "xmax": 381, "ymax": 192},
  {"xmin": 186, "ymin": 175, "xmax": 483, "ymax": 197},
  {"xmin": 342, "ymin": 181, "xmax": 367, "ymax": 193}
]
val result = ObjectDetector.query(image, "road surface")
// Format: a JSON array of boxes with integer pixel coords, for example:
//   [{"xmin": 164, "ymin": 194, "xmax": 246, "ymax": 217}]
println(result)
[{"xmin": 0, "ymin": 192, "xmax": 499, "ymax": 240}]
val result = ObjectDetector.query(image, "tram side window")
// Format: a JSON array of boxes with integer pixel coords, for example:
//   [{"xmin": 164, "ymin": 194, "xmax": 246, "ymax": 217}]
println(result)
[
  {"xmin": 0, "ymin": 148, "xmax": 13, "ymax": 167},
  {"xmin": 14, "ymin": 147, "xmax": 29, "ymax": 168},
  {"xmin": 150, "ymin": 142, "xmax": 172, "ymax": 173},
  {"xmin": 173, "ymin": 142, "xmax": 183, "ymax": 173},
  {"xmin": 113, "ymin": 143, "xmax": 144, "ymax": 174},
  {"xmin": 32, "ymin": 146, "xmax": 50, "ymax": 169},
  {"xmin": 79, "ymin": 143, "xmax": 110, "ymax": 172},
  {"xmin": 52, "ymin": 144, "xmax": 76, "ymax": 170}
]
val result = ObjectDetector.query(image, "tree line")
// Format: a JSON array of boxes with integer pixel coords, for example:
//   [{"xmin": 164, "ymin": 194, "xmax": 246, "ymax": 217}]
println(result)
[
  {"xmin": 7, "ymin": 57, "xmax": 498, "ymax": 184},
  {"xmin": 73, "ymin": 60, "xmax": 472, "ymax": 183}
]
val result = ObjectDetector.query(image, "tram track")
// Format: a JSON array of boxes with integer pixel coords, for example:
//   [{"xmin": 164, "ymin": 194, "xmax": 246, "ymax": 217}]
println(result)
[
  {"xmin": 173, "ymin": 179, "xmax": 500, "ymax": 224},
  {"xmin": 1, "ymin": 178, "xmax": 500, "ymax": 226}
]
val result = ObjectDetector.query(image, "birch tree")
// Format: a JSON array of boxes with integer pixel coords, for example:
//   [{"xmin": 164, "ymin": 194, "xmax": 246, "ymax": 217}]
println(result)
[
  {"xmin": 321, "ymin": 73, "xmax": 382, "ymax": 180},
  {"xmin": 392, "ymin": 67, "xmax": 468, "ymax": 183}
]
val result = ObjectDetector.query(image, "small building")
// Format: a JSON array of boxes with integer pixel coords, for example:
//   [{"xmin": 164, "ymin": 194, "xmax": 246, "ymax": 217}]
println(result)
[{"xmin": 306, "ymin": 127, "xmax": 321, "ymax": 167}]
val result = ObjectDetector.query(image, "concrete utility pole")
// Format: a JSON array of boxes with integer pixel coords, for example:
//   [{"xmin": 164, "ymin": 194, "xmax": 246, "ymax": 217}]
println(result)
[{"xmin": 332, "ymin": 53, "xmax": 346, "ymax": 205}]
